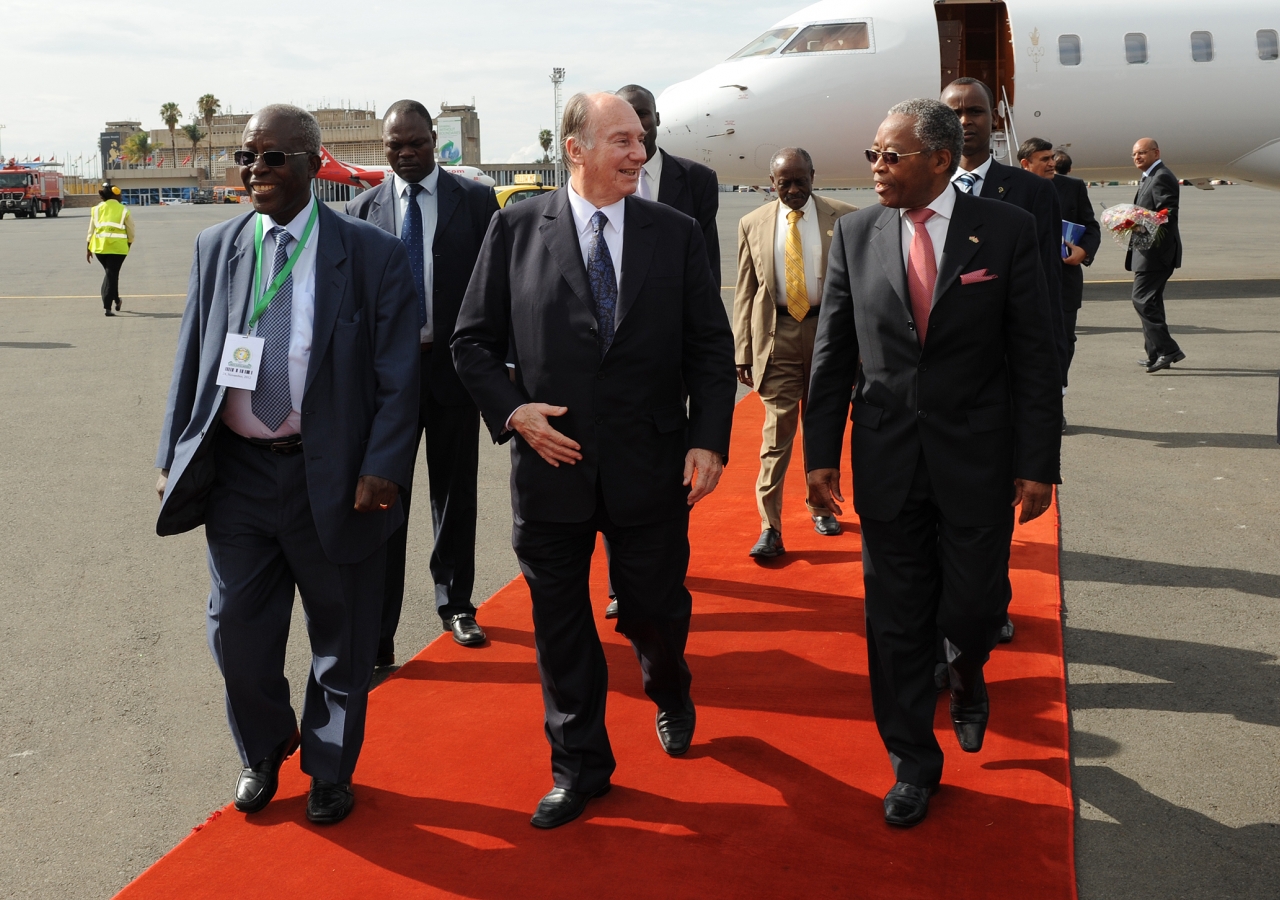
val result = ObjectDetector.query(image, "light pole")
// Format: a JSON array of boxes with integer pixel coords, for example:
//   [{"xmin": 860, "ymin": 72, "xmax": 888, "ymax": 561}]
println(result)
[{"xmin": 550, "ymin": 68, "xmax": 565, "ymax": 188}]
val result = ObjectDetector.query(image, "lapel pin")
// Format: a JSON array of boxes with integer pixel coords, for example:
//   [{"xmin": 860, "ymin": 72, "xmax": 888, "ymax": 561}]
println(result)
[
  {"xmin": 826, "ymin": 229, "xmax": 833, "ymax": 236},
  {"xmin": 969, "ymin": 235, "xmax": 979, "ymax": 243},
  {"xmin": 997, "ymin": 186, "xmax": 1005, "ymax": 194}
]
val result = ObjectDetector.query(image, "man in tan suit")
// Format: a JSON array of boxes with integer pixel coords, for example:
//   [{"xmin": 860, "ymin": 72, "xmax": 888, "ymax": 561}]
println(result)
[{"xmin": 734, "ymin": 148, "xmax": 857, "ymax": 559}]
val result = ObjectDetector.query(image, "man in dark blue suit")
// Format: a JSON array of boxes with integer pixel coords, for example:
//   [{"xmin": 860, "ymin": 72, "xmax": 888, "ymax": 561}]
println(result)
[
  {"xmin": 452, "ymin": 92, "xmax": 735, "ymax": 830},
  {"xmin": 346, "ymin": 99, "xmax": 500, "ymax": 660},
  {"xmin": 155, "ymin": 105, "xmax": 420, "ymax": 825}
]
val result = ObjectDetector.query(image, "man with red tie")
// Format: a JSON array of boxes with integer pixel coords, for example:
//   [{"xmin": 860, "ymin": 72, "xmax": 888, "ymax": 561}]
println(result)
[{"xmin": 804, "ymin": 99, "xmax": 1061, "ymax": 828}]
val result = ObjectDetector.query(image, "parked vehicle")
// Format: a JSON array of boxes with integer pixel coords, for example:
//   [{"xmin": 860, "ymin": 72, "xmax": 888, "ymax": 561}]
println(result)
[{"xmin": 0, "ymin": 165, "xmax": 64, "ymax": 219}]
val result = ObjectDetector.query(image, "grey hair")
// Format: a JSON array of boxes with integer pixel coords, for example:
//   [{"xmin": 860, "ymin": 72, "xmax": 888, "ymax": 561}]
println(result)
[
  {"xmin": 886, "ymin": 98, "xmax": 962, "ymax": 176},
  {"xmin": 250, "ymin": 104, "xmax": 322, "ymax": 156},
  {"xmin": 770, "ymin": 147, "xmax": 813, "ymax": 174},
  {"xmin": 561, "ymin": 92, "xmax": 607, "ymax": 166}
]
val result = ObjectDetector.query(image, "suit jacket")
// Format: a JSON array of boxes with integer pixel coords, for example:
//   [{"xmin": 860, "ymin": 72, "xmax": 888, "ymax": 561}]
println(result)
[
  {"xmin": 657, "ymin": 149, "xmax": 722, "ymax": 286},
  {"xmin": 803, "ymin": 189, "xmax": 1062, "ymax": 527},
  {"xmin": 1052, "ymin": 173, "xmax": 1101, "ymax": 310},
  {"xmin": 733, "ymin": 194, "xmax": 858, "ymax": 378},
  {"xmin": 451, "ymin": 188, "xmax": 736, "ymax": 526},
  {"xmin": 155, "ymin": 203, "xmax": 421, "ymax": 564},
  {"xmin": 345, "ymin": 168, "xmax": 500, "ymax": 405},
  {"xmin": 982, "ymin": 159, "xmax": 1068, "ymax": 381},
  {"xmin": 1125, "ymin": 162, "xmax": 1183, "ymax": 272}
]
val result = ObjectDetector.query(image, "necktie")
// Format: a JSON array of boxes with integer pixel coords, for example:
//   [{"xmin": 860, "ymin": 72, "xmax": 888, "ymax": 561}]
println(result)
[
  {"xmin": 637, "ymin": 169, "xmax": 651, "ymax": 201},
  {"xmin": 403, "ymin": 182, "xmax": 427, "ymax": 328},
  {"xmin": 785, "ymin": 209, "xmax": 810, "ymax": 322},
  {"xmin": 251, "ymin": 226, "xmax": 295, "ymax": 431},
  {"xmin": 906, "ymin": 208, "xmax": 937, "ymax": 347},
  {"xmin": 587, "ymin": 210, "xmax": 617, "ymax": 355},
  {"xmin": 955, "ymin": 171, "xmax": 979, "ymax": 194}
]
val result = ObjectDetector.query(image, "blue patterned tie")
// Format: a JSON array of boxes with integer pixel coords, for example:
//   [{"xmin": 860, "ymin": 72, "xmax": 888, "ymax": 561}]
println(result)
[
  {"xmin": 955, "ymin": 171, "xmax": 979, "ymax": 194},
  {"xmin": 403, "ymin": 182, "xmax": 427, "ymax": 328},
  {"xmin": 251, "ymin": 225, "xmax": 294, "ymax": 432},
  {"xmin": 587, "ymin": 210, "xmax": 617, "ymax": 355}
]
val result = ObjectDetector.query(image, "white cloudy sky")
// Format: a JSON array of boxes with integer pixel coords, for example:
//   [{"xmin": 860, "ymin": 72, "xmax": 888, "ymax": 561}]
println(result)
[{"xmin": 4, "ymin": 0, "xmax": 800, "ymax": 165}]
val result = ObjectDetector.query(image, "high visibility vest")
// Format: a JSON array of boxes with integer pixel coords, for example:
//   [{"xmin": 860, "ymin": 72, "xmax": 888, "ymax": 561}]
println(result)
[{"xmin": 90, "ymin": 200, "xmax": 131, "ymax": 255}]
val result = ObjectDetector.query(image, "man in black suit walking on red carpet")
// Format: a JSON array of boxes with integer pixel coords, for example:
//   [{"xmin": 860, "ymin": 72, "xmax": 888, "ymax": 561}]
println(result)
[
  {"xmin": 452, "ymin": 91, "xmax": 735, "ymax": 830},
  {"xmin": 804, "ymin": 99, "xmax": 1062, "ymax": 828}
]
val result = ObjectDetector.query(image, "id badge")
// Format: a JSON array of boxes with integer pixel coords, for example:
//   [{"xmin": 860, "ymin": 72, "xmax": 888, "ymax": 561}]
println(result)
[{"xmin": 216, "ymin": 333, "xmax": 265, "ymax": 389}]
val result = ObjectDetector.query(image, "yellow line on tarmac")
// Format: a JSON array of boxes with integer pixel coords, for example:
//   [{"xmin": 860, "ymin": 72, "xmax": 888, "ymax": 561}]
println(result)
[{"xmin": 0, "ymin": 294, "xmax": 185, "ymax": 299}]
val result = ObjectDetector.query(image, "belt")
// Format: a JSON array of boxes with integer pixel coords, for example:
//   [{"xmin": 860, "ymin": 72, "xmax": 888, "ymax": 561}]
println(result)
[
  {"xmin": 229, "ymin": 430, "xmax": 304, "ymax": 455},
  {"xmin": 777, "ymin": 307, "xmax": 821, "ymax": 320}
]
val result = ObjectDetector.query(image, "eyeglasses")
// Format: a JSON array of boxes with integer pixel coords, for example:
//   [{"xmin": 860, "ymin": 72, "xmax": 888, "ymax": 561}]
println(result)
[
  {"xmin": 864, "ymin": 149, "xmax": 925, "ymax": 165},
  {"xmin": 233, "ymin": 150, "xmax": 310, "ymax": 167}
]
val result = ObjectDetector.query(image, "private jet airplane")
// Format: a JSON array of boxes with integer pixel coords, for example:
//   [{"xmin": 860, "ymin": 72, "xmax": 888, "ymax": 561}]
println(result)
[
  {"xmin": 657, "ymin": 0, "xmax": 1280, "ymax": 188},
  {"xmin": 317, "ymin": 146, "xmax": 495, "ymax": 189}
]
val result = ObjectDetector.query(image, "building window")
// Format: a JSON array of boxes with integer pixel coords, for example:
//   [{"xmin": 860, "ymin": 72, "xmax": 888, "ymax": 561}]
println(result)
[
  {"xmin": 1059, "ymin": 34, "xmax": 1082, "ymax": 66},
  {"xmin": 1259, "ymin": 30, "xmax": 1279, "ymax": 61},
  {"xmin": 1125, "ymin": 33, "xmax": 1148, "ymax": 64},
  {"xmin": 1191, "ymin": 31, "xmax": 1214, "ymax": 62},
  {"xmin": 780, "ymin": 22, "xmax": 872, "ymax": 54}
]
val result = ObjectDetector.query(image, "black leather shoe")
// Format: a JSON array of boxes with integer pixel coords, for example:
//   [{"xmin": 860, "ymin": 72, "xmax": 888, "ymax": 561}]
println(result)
[
  {"xmin": 749, "ymin": 528, "xmax": 785, "ymax": 559},
  {"xmin": 306, "ymin": 778, "xmax": 355, "ymax": 824},
  {"xmin": 1146, "ymin": 350, "xmax": 1186, "ymax": 373},
  {"xmin": 813, "ymin": 515, "xmax": 842, "ymax": 536},
  {"xmin": 950, "ymin": 672, "xmax": 990, "ymax": 753},
  {"xmin": 1138, "ymin": 357, "xmax": 1156, "ymax": 367},
  {"xmin": 1061, "ymin": 415, "xmax": 1068, "ymax": 435},
  {"xmin": 447, "ymin": 614, "xmax": 486, "ymax": 647},
  {"xmin": 604, "ymin": 599, "xmax": 619, "ymax": 619},
  {"xmin": 234, "ymin": 729, "xmax": 300, "ymax": 813},
  {"xmin": 883, "ymin": 782, "xmax": 936, "ymax": 827},
  {"xmin": 656, "ymin": 699, "xmax": 696, "ymax": 756},
  {"xmin": 104, "ymin": 310, "xmax": 115, "ymax": 317},
  {"xmin": 998, "ymin": 617, "xmax": 1015, "ymax": 644},
  {"xmin": 530, "ymin": 783, "xmax": 611, "ymax": 829},
  {"xmin": 114, "ymin": 298, "xmax": 121, "ymax": 311},
  {"xmin": 375, "ymin": 636, "xmax": 395, "ymax": 668}
]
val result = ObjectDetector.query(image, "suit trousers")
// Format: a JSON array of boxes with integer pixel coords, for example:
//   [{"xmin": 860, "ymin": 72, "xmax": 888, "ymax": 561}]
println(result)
[
  {"xmin": 204, "ymin": 429, "xmax": 385, "ymax": 783},
  {"xmin": 1132, "ymin": 267, "xmax": 1181, "ymax": 359},
  {"xmin": 96, "ymin": 252, "xmax": 125, "ymax": 310},
  {"xmin": 860, "ymin": 453, "xmax": 1014, "ymax": 788},
  {"xmin": 756, "ymin": 311, "xmax": 823, "ymax": 532},
  {"xmin": 1063, "ymin": 304, "xmax": 1079, "ymax": 380},
  {"xmin": 382, "ymin": 345, "xmax": 480, "ymax": 638},
  {"xmin": 513, "ymin": 483, "xmax": 693, "ymax": 792}
]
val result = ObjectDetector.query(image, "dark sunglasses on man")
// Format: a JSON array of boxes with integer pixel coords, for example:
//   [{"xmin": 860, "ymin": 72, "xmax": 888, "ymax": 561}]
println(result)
[
  {"xmin": 233, "ymin": 150, "xmax": 311, "ymax": 167},
  {"xmin": 864, "ymin": 149, "xmax": 926, "ymax": 165}
]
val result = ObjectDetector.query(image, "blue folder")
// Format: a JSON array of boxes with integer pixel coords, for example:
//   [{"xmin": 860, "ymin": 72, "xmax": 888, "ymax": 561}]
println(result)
[{"xmin": 1061, "ymin": 220, "xmax": 1086, "ymax": 259}]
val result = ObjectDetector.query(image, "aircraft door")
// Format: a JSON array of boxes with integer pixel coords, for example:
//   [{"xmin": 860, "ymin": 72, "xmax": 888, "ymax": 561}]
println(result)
[{"xmin": 935, "ymin": 2, "xmax": 1017, "ymax": 159}]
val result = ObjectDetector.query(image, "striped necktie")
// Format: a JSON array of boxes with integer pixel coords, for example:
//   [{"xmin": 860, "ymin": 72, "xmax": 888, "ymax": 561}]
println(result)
[
  {"xmin": 251, "ymin": 226, "xmax": 294, "ymax": 431},
  {"xmin": 784, "ymin": 208, "xmax": 809, "ymax": 322},
  {"xmin": 955, "ymin": 171, "xmax": 980, "ymax": 194}
]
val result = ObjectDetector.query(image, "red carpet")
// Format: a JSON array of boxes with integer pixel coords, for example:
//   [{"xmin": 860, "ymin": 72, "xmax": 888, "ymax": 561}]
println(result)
[{"xmin": 118, "ymin": 394, "xmax": 1075, "ymax": 899}]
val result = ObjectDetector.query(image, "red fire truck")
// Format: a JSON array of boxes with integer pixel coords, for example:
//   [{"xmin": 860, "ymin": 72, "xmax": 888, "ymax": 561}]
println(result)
[{"xmin": 0, "ymin": 164, "xmax": 64, "ymax": 219}]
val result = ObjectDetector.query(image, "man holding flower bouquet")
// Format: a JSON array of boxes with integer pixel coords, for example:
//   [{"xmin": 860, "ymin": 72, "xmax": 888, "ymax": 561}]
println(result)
[{"xmin": 1127, "ymin": 138, "xmax": 1185, "ymax": 373}]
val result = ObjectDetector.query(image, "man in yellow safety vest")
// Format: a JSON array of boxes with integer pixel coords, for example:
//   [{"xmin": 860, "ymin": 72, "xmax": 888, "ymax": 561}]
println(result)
[{"xmin": 86, "ymin": 181, "xmax": 134, "ymax": 316}]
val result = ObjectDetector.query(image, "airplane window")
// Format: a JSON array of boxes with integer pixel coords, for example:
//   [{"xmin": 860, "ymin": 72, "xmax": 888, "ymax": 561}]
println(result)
[
  {"xmin": 781, "ymin": 22, "xmax": 871, "ymax": 54},
  {"xmin": 1058, "ymin": 34, "xmax": 1081, "ymax": 66},
  {"xmin": 729, "ymin": 28, "xmax": 798, "ymax": 59},
  {"xmin": 1191, "ymin": 31, "xmax": 1213, "ymax": 62},
  {"xmin": 1259, "ymin": 30, "xmax": 1279, "ymax": 60},
  {"xmin": 1125, "ymin": 33, "xmax": 1148, "ymax": 64}
]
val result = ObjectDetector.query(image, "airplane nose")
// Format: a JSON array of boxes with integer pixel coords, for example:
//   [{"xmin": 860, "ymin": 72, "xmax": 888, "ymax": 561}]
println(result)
[{"xmin": 657, "ymin": 79, "xmax": 701, "ymax": 159}]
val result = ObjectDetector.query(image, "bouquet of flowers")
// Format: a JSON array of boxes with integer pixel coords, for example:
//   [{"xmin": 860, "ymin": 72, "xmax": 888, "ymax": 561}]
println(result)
[{"xmin": 1101, "ymin": 204, "xmax": 1169, "ymax": 251}]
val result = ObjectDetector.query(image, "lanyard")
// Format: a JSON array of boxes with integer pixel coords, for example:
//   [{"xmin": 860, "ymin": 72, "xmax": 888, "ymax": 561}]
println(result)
[{"xmin": 247, "ymin": 202, "xmax": 318, "ymax": 330}]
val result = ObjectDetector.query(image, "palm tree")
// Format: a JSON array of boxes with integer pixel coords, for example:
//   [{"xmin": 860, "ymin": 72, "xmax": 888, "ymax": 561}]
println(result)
[
  {"xmin": 539, "ymin": 129, "xmax": 553, "ymax": 163},
  {"xmin": 181, "ymin": 122, "xmax": 206, "ymax": 167},
  {"xmin": 196, "ymin": 94, "xmax": 221, "ymax": 176},
  {"xmin": 160, "ymin": 102, "xmax": 182, "ymax": 168},
  {"xmin": 121, "ymin": 132, "xmax": 155, "ymax": 167}
]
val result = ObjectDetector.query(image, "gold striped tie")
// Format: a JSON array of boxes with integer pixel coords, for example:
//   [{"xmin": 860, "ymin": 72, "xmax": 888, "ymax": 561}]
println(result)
[{"xmin": 785, "ymin": 209, "xmax": 809, "ymax": 322}]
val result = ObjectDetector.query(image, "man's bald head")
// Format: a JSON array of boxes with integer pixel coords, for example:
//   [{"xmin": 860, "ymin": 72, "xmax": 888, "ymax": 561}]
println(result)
[{"xmin": 1132, "ymin": 137, "xmax": 1161, "ymax": 171}]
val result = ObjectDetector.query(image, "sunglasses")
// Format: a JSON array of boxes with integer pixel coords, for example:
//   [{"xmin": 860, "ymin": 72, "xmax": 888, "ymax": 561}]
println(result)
[
  {"xmin": 864, "ymin": 149, "xmax": 926, "ymax": 165},
  {"xmin": 233, "ymin": 150, "xmax": 310, "ymax": 167}
]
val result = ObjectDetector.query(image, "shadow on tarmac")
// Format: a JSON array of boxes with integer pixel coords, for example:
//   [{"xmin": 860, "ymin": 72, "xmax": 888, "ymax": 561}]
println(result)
[
  {"xmin": 1083, "ymin": 278, "xmax": 1280, "ymax": 302},
  {"xmin": 1065, "ymin": 425, "xmax": 1276, "ymax": 449}
]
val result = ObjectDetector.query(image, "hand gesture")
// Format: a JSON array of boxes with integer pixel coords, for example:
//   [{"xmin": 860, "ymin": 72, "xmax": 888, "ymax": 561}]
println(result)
[{"xmin": 511, "ymin": 403, "xmax": 583, "ymax": 467}]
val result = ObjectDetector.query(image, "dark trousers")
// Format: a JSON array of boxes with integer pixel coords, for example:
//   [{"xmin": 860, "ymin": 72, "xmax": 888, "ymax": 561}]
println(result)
[
  {"xmin": 382, "ymin": 346, "xmax": 480, "ymax": 639},
  {"xmin": 204, "ymin": 430, "xmax": 385, "ymax": 783},
  {"xmin": 1063, "ymin": 304, "xmax": 1079, "ymax": 381},
  {"xmin": 513, "ymin": 486, "xmax": 693, "ymax": 792},
  {"xmin": 860, "ymin": 455, "xmax": 1014, "ymax": 788},
  {"xmin": 96, "ymin": 253, "xmax": 125, "ymax": 310},
  {"xmin": 1132, "ymin": 267, "xmax": 1181, "ymax": 359}
]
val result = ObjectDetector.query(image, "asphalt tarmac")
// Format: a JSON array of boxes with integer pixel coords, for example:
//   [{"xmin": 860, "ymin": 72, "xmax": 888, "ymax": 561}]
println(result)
[{"xmin": 1, "ymin": 182, "xmax": 1277, "ymax": 898}]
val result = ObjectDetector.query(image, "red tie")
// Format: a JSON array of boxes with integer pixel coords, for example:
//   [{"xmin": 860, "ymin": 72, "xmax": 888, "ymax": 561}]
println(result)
[{"xmin": 906, "ymin": 208, "xmax": 937, "ymax": 346}]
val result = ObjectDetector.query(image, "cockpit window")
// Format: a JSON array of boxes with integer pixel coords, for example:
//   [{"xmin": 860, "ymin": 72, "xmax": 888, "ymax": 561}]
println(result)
[
  {"xmin": 781, "ymin": 22, "xmax": 871, "ymax": 54},
  {"xmin": 729, "ymin": 28, "xmax": 798, "ymax": 60}
]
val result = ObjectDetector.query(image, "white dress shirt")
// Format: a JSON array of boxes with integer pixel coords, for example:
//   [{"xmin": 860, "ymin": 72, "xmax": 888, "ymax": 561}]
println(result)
[
  {"xmin": 565, "ymin": 181, "xmax": 625, "ymax": 292},
  {"xmin": 391, "ymin": 167, "xmax": 439, "ymax": 343},
  {"xmin": 637, "ymin": 150, "xmax": 664, "ymax": 202},
  {"xmin": 1141, "ymin": 158, "xmax": 1163, "ymax": 179},
  {"xmin": 899, "ymin": 184, "xmax": 956, "ymax": 301},
  {"xmin": 772, "ymin": 195, "xmax": 823, "ymax": 310},
  {"xmin": 952, "ymin": 155, "xmax": 994, "ymax": 196},
  {"xmin": 222, "ymin": 196, "xmax": 319, "ymax": 438}
]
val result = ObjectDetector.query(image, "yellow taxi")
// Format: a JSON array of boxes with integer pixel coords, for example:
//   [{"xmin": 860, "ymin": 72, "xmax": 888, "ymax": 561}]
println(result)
[{"xmin": 495, "ymin": 173, "xmax": 558, "ymax": 208}]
